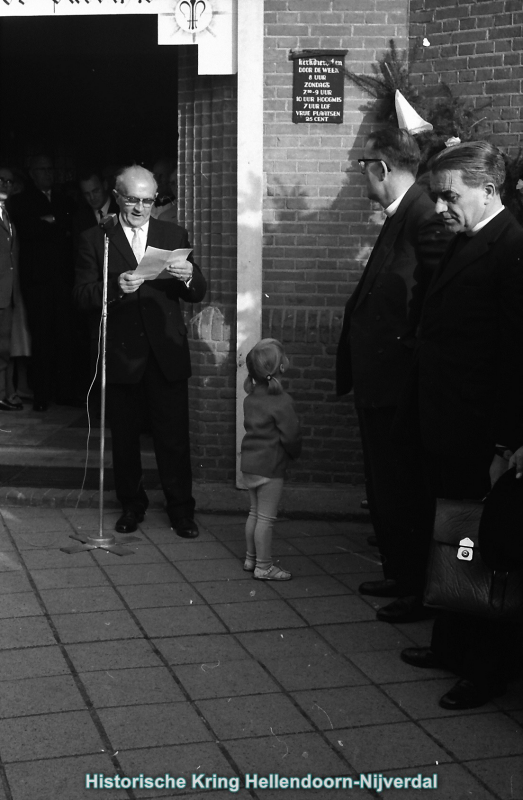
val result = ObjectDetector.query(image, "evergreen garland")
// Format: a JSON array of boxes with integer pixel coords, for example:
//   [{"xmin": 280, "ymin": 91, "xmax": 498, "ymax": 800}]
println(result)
[{"xmin": 343, "ymin": 39, "xmax": 490, "ymax": 164}]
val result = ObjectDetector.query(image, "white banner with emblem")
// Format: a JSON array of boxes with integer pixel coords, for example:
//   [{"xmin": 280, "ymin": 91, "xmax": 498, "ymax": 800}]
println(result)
[{"xmin": 158, "ymin": 0, "xmax": 237, "ymax": 75}]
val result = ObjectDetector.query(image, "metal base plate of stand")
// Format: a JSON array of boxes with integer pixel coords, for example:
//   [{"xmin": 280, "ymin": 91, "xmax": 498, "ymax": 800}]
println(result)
[{"xmin": 61, "ymin": 532, "xmax": 141, "ymax": 557}]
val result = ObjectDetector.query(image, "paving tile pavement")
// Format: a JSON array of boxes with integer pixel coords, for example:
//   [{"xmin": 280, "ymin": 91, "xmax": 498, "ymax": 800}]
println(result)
[{"xmin": 0, "ymin": 506, "xmax": 519, "ymax": 800}]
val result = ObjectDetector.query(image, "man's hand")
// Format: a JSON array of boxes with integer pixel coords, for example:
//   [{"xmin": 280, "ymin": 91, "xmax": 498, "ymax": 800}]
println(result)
[
  {"xmin": 489, "ymin": 453, "xmax": 511, "ymax": 487},
  {"xmin": 118, "ymin": 271, "xmax": 145, "ymax": 294},
  {"xmin": 166, "ymin": 259, "xmax": 193, "ymax": 282},
  {"xmin": 508, "ymin": 446, "xmax": 523, "ymax": 479}
]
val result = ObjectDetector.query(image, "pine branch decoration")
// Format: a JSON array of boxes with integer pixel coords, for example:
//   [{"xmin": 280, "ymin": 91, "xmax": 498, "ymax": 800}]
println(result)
[{"xmin": 344, "ymin": 39, "xmax": 421, "ymax": 122}]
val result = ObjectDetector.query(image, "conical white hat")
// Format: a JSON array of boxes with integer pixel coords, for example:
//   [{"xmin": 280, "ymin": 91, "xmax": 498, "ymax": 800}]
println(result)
[{"xmin": 395, "ymin": 90, "xmax": 433, "ymax": 134}]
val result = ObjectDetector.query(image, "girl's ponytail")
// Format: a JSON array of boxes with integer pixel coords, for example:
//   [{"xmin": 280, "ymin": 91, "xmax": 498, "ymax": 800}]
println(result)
[
  {"xmin": 244, "ymin": 338, "xmax": 288, "ymax": 395},
  {"xmin": 265, "ymin": 372, "xmax": 283, "ymax": 396}
]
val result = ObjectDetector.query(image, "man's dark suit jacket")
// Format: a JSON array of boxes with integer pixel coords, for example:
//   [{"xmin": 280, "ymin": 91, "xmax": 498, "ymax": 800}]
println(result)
[
  {"xmin": 416, "ymin": 208, "xmax": 523, "ymax": 460},
  {"xmin": 9, "ymin": 185, "xmax": 74, "ymax": 291},
  {"xmin": 0, "ymin": 211, "xmax": 16, "ymax": 310},
  {"xmin": 73, "ymin": 217, "xmax": 207, "ymax": 384},
  {"xmin": 336, "ymin": 183, "xmax": 452, "ymax": 406}
]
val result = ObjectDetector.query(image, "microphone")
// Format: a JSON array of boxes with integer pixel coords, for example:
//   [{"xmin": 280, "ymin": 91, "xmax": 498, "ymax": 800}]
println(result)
[{"xmin": 99, "ymin": 213, "xmax": 118, "ymax": 235}]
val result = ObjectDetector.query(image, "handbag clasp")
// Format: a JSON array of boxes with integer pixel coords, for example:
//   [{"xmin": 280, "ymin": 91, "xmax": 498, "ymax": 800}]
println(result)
[{"xmin": 457, "ymin": 537, "xmax": 475, "ymax": 561}]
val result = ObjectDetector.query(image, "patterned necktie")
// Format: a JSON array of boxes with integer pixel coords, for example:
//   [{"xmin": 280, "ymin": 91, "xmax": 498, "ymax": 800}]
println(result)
[{"xmin": 131, "ymin": 227, "xmax": 144, "ymax": 263}]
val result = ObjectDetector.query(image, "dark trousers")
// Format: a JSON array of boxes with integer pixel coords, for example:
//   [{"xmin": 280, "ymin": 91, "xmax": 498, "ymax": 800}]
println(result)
[
  {"xmin": 431, "ymin": 610, "xmax": 523, "ymax": 689},
  {"xmin": 357, "ymin": 406, "xmax": 435, "ymax": 596},
  {"xmin": 106, "ymin": 354, "xmax": 195, "ymax": 522},
  {"xmin": 25, "ymin": 283, "xmax": 75, "ymax": 405}
]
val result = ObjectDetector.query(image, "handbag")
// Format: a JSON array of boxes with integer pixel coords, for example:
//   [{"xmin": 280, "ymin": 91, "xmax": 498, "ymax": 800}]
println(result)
[{"xmin": 423, "ymin": 498, "xmax": 523, "ymax": 619}]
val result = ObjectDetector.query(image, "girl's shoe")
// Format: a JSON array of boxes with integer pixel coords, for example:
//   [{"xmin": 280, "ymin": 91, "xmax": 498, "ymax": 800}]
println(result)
[
  {"xmin": 243, "ymin": 558, "xmax": 255, "ymax": 572},
  {"xmin": 254, "ymin": 564, "xmax": 292, "ymax": 581}
]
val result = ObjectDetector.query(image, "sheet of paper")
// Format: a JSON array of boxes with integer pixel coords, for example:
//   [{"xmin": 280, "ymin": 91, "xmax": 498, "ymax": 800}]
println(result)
[
  {"xmin": 134, "ymin": 247, "xmax": 192, "ymax": 280},
  {"xmin": 157, "ymin": 248, "xmax": 194, "ymax": 279}
]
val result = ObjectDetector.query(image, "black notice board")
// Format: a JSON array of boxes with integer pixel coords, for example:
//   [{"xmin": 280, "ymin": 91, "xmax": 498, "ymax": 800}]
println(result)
[{"xmin": 291, "ymin": 50, "xmax": 347, "ymax": 124}]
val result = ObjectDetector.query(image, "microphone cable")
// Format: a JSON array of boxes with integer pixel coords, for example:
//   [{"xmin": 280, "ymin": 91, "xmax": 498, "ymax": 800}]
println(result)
[{"xmin": 71, "ymin": 287, "xmax": 106, "ymax": 521}]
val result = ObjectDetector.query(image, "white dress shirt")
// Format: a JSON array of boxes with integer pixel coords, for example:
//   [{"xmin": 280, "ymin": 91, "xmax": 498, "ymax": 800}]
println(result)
[{"xmin": 120, "ymin": 218, "xmax": 149, "ymax": 264}]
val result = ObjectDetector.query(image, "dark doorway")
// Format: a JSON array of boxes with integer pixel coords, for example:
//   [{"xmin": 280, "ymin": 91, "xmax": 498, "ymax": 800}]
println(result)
[{"xmin": 0, "ymin": 13, "xmax": 178, "ymax": 180}]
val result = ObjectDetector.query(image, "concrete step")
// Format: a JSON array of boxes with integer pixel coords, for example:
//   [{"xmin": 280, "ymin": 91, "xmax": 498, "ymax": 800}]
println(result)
[{"xmin": 0, "ymin": 405, "xmax": 368, "ymax": 519}]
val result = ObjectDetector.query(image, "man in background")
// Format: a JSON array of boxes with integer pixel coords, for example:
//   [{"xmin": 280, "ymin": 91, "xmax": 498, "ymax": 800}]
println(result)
[
  {"xmin": 151, "ymin": 157, "xmax": 177, "ymax": 221},
  {"xmin": 0, "ymin": 167, "xmax": 20, "ymax": 410},
  {"xmin": 73, "ymin": 169, "xmax": 119, "ymax": 242},
  {"xmin": 9, "ymin": 154, "xmax": 76, "ymax": 410}
]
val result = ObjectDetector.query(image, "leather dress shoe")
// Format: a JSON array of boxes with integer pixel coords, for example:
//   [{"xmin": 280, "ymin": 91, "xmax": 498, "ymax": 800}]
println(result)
[
  {"xmin": 33, "ymin": 401, "xmax": 48, "ymax": 412},
  {"xmin": 439, "ymin": 678, "xmax": 505, "ymax": 710},
  {"xmin": 401, "ymin": 647, "xmax": 442, "ymax": 669},
  {"xmin": 376, "ymin": 595, "xmax": 434, "ymax": 623},
  {"xmin": 171, "ymin": 517, "xmax": 199, "ymax": 539},
  {"xmin": 0, "ymin": 397, "xmax": 23, "ymax": 411},
  {"xmin": 359, "ymin": 578, "xmax": 399, "ymax": 597},
  {"xmin": 115, "ymin": 509, "xmax": 144, "ymax": 534}
]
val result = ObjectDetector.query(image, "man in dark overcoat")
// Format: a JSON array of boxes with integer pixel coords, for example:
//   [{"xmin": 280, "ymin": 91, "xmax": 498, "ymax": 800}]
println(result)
[
  {"xmin": 401, "ymin": 141, "xmax": 523, "ymax": 709},
  {"xmin": 336, "ymin": 128, "xmax": 452, "ymax": 622}
]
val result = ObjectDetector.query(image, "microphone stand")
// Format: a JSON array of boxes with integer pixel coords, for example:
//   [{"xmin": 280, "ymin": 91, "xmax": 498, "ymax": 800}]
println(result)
[{"xmin": 62, "ymin": 216, "xmax": 140, "ymax": 556}]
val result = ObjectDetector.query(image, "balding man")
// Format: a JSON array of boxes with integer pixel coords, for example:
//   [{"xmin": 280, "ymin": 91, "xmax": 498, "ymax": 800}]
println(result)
[
  {"xmin": 74, "ymin": 165, "xmax": 207, "ymax": 538},
  {"xmin": 336, "ymin": 128, "xmax": 452, "ymax": 623}
]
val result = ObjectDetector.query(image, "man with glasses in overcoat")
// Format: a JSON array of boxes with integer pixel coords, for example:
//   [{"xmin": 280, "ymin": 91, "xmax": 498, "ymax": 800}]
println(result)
[
  {"xmin": 74, "ymin": 165, "xmax": 206, "ymax": 539},
  {"xmin": 336, "ymin": 128, "xmax": 452, "ymax": 622}
]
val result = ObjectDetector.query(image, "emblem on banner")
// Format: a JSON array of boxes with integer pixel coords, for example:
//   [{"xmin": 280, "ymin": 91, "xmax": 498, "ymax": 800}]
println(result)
[{"xmin": 174, "ymin": 0, "xmax": 213, "ymax": 33}]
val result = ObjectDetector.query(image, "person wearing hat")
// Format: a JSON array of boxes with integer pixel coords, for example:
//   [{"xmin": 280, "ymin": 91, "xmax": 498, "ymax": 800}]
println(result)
[{"xmin": 400, "ymin": 141, "xmax": 523, "ymax": 710}]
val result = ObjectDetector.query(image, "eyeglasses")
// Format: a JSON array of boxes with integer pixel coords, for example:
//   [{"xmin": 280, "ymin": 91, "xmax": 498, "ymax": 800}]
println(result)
[
  {"xmin": 116, "ymin": 194, "xmax": 156, "ymax": 207},
  {"xmin": 0, "ymin": 178, "xmax": 14, "ymax": 186},
  {"xmin": 358, "ymin": 158, "xmax": 390, "ymax": 173}
]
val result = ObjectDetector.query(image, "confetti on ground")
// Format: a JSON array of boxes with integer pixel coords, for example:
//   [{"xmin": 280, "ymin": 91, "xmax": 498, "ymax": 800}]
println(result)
[
  {"xmin": 314, "ymin": 701, "xmax": 334, "ymax": 729},
  {"xmin": 201, "ymin": 661, "xmax": 221, "ymax": 672},
  {"xmin": 270, "ymin": 727, "xmax": 289, "ymax": 759}
]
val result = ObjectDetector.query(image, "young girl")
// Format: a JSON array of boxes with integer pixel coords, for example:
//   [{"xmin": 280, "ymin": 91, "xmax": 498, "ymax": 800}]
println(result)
[{"xmin": 241, "ymin": 338, "xmax": 302, "ymax": 580}]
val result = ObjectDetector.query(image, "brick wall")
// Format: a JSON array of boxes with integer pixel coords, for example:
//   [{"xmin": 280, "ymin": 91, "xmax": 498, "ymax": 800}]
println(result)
[
  {"xmin": 178, "ymin": 1, "xmax": 411, "ymax": 486},
  {"xmin": 409, "ymin": 0, "xmax": 523, "ymax": 151},
  {"xmin": 178, "ymin": 46, "xmax": 238, "ymax": 482},
  {"xmin": 263, "ymin": 0, "xmax": 409, "ymax": 484}
]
